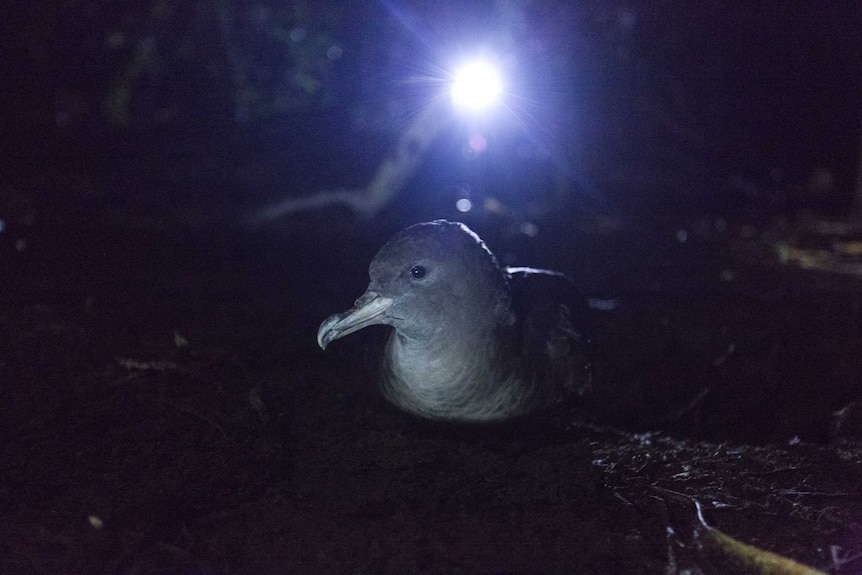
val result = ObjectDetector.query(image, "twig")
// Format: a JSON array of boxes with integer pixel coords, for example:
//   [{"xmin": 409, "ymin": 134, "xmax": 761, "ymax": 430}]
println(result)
[{"xmin": 248, "ymin": 99, "xmax": 453, "ymax": 223}]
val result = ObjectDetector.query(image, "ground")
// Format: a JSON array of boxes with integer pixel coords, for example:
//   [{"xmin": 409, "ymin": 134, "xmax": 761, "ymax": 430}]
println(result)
[{"xmin": 1, "ymin": 198, "xmax": 861, "ymax": 574}]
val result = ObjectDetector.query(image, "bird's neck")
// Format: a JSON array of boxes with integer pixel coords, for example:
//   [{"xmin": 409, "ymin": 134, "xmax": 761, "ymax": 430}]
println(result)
[{"xmin": 380, "ymin": 319, "xmax": 527, "ymax": 422}]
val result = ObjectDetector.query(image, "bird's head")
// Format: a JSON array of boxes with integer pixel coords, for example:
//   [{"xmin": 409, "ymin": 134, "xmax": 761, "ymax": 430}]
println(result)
[{"xmin": 317, "ymin": 220, "xmax": 512, "ymax": 350}]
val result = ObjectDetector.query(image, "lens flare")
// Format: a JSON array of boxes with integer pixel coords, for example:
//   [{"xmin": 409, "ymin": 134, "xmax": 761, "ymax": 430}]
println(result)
[{"xmin": 455, "ymin": 198, "xmax": 472, "ymax": 212}]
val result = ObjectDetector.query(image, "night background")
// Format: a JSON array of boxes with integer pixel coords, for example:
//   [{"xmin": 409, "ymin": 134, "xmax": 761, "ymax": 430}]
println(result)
[{"xmin": 2, "ymin": 1, "xmax": 862, "ymax": 573}]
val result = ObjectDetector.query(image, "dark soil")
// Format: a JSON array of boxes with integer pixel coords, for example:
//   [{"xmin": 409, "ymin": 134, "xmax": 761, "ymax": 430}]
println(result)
[{"xmin": 1, "ymin": 203, "xmax": 861, "ymax": 574}]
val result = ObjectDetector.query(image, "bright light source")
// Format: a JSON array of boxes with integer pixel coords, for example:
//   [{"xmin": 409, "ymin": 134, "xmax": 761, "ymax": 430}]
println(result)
[{"xmin": 450, "ymin": 60, "xmax": 502, "ymax": 112}]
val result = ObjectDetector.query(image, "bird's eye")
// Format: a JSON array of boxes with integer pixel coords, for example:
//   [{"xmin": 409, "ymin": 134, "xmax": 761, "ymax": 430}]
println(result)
[{"xmin": 410, "ymin": 265, "xmax": 426, "ymax": 279}]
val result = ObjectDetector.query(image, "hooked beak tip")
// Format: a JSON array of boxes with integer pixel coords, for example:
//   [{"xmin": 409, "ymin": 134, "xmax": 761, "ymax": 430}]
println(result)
[{"xmin": 316, "ymin": 292, "xmax": 394, "ymax": 351}]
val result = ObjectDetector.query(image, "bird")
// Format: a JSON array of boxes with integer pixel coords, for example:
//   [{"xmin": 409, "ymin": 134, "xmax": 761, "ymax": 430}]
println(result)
[{"xmin": 317, "ymin": 219, "xmax": 593, "ymax": 423}]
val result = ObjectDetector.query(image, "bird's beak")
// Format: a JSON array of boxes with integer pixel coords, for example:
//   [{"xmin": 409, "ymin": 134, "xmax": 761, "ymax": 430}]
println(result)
[{"xmin": 317, "ymin": 290, "xmax": 395, "ymax": 350}]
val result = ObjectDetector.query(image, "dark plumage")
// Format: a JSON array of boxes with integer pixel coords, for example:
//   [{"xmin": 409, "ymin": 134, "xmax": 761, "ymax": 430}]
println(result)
[{"xmin": 317, "ymin": 220, "xmax": 592, "ymax": 422}]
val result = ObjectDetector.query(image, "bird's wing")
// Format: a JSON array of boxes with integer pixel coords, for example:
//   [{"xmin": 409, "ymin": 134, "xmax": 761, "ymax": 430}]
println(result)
[{"xmin": 505, "ymin": 267, "xmax": 594, "ymax": 398}]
